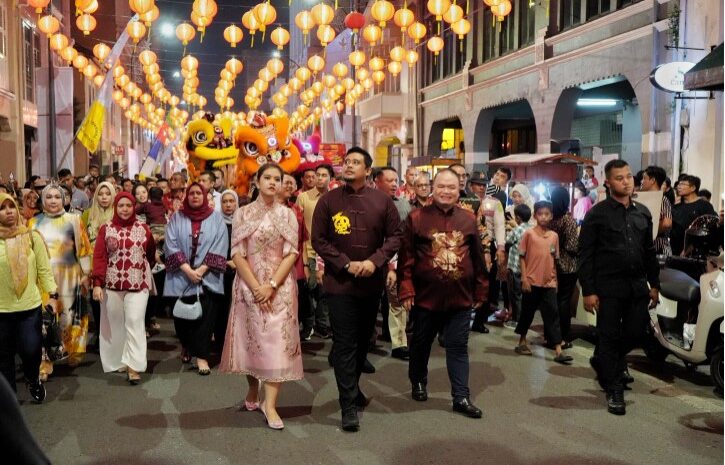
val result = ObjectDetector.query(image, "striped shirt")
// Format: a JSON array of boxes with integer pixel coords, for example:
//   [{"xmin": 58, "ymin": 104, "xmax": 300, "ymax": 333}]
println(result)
[{"xmin": 655, "ymin": 196, "xmax": 672, "ymax": 256}]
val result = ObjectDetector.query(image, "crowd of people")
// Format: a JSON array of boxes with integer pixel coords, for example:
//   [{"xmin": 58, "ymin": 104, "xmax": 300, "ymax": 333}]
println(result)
[{"xmin": 0, "ymin": 148, "xmax": 721, "ymax": 438}]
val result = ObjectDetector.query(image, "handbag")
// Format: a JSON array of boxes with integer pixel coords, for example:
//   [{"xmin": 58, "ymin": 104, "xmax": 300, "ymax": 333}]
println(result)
[
  {"xmin": 42, "ymin": 306, "xmax": 67, "ymax": 361},
  {"xmin": 173, "ymin": 286, "xmax": 203, "ymax": 320}
]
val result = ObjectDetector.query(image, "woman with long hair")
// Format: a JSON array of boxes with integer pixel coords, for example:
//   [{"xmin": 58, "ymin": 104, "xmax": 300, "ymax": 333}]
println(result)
[
  {"xmin": 220, "ymin": 164, "xmax": 303, "ymax": 430},
  {"xmin": 29, "ymin": 185, "xmax": 92, "ymax": 381},
  {"xmin": 91, "ymin": 192, "xmax": 155, "ymax": 385},
  {"xmin": 82, "ymin": 181, "xmax": 116, "ymax": 337},
  {"xmin": 549, "ymin": 186, "xmax": 579, "ymax": 348},
  {"xmin": 0, "ymin": 193, "xmax": 57, "ymax": 402},
  {"xmin": 164, "ymin": 183, "xmax": 228, "ymax": 375}
]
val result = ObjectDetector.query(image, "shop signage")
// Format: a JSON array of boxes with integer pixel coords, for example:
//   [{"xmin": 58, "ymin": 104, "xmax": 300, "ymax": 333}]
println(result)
[{"xmin": 650, "ymin": 62, "xmax": 695, "ymax": 93}]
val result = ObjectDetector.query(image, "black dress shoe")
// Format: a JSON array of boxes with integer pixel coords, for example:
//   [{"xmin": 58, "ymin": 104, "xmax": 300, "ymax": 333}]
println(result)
[
  {"xmin": 621, "ymin": 368, "xmax": 634, "ymax": 385},
  {"xmin": 471, "ymin": 324, "xmax": 489, "ymax": 334},
  {"xmin": 411, "ymin": 382, "xmax": 428, "ymax": 402},
  {"xmin": 26, "ymin": 379, "xmax": 46, "ymax": 403},
  {"xmin": 452, "ymin": 398, "xmax": 482, "ymax": 418},
  {"xmin": 341, "ymin": 409, "xmax": 360, "ymax": 432},
  {"xmin": 361, "ymin": 359, "xmax": 376, "ymax": 374},
  {"xmin": 391, "ymin": 347, "xmax": 410, "ymax": 360},
  {"xmin": 606, "ymin": 389, "xmax": 626, "ymax": 415}
]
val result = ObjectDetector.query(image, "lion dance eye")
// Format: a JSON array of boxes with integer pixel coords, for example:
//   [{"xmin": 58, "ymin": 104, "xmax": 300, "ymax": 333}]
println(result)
[
  {"xmin": 267, "ymin": 137, "xmax": 278, "ymax": 147},
  {"xmin": 192, "ymin": 131, "xmax": 207, "ymax": 145},
  {"xmin": 244, "ymin": 142, "xmax": 259, "ymax": 156}
]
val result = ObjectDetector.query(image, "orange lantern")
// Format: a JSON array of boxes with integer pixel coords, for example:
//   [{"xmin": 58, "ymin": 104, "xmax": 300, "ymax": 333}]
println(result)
[
  {"xmin": 223, "ymin": 25, "xmax": 243, "ymax": 47},
  {"xmin": 317, "ymin": 25, "xmax": 336, "ymax": 47},
  {"xmin": 393, "ymin": 7, "xmax": 415, "ymax": 33},
  {"xmin": 389, "ymin": 46, "xmax": 405, "ymax": 62},
  {"xmin": 49, "ymin": 33, "xmax": 69, "ymax": 52},
  {"xmin": 176, "ymin": 22, "xmax": 196, "ymax": 45},
  {"xmin": 349, "ymin": 50, "xmax": 366, "ymax": 68},
  {"xmin": 323, "ymin": 74, "xmax": 337, "ymax": 88},
  {"xmin": 75, "ymin": 0, "xmax": 94, "ymax": 14},
  {"xmin": 288, "ymin": 78, "xmax": 303, "ymax": 91},
  {"xmin": 336, "ymin": 101, "xmax": 345, "ymax": 113},
  {"xmin": 333, "ymin": 83, "xmax": 345, "ymax": 95},
  {"xmin": 191, "ymin": 11, "xmax": 210, "ymax": 33},
  {"xmin": 295, "ymin": 10, "xmax": 315, "ymax": 42},
  {"xmin": 267, "ymin": 58, "xmax": 284, "ymax": 75},
  {"xmin": 253, "ymin": 2, "xmax": 276, "ymax": 33},
  {"xmin": 81, "ymin": 0, "xmax": 98, "ymax": 14},
  {"xmin": 82, "ymin": 63, "xmax": 98, "ymax": 78},
  {"xmin": 72, "ymin": 54, "xmax": 88, "ymax": 70},
  {"xmin": 226, "ymin": 58, "xmax": 243, "ymax": 75},
  {"xmin": 93, "ymin": 75, "xmax": 104, "ymax": 88},
  {"xmin": 307, "ymin": 54, "xmax": 325, "ymax": 74},
  {"xmin": 407, "ymin": 21, "xmax": 427, "ymax": 43},
  {"xmin": 369, "ymin": 56, "xmax": 385, "ymax": 72},
  {"xmin": 139, "ymin": 50, "xmax": 157, "ymax": 67},
  {"xmin": 254, "ymin": 79, "xmax": 268, "ymax": 93},
  {"xmin": 181, "ymin": 55, "xmax": 199, "ymax": 72},
  {"xmin": 371, "ymin": 0, "xmax": 395, "ymax": 28},
  {"xmin": 362, "ymin": 24, "xmax": 382, "ymax": 46},
  {"xmin": 311, "ymin": 81, "xmax": 324, "ymax": 95},
  {"xmin": 427, "ymin": 0, "xmax": 450, "ymax": 21},
  {"xmin": 356, "ymin": 67, "xmax": 369, "ymax": 80},
  {"xmin": 491, "ymin": 0, "xmax": 512, "ymax": 20},
  {"xmin": 443, "ymin": 4, "xmax": 463, "ymax": 23},
  {"xmin": 295, "ymin": 67, "xmax": 311, "ymax": 81},
  {"xmin": 332, "ymin": 62, "xmax": 349, "ymax": 78},
  {"xmin": 76, "ymin": 13, "xmax": 96, "ymax": 35},
  {"xmin": 387, "ymin": 61, "xmax": 402, "ymax": 76},
  {"xmin": 270, "ymin": 26, "xmax": 290, "ymax": 50},
  {"xmin": 192, "ymin": 0, "xmax": 217, "ymax": 17},
  {"xmin": 427, "ymin": 35, "xmax": 444, "ymax": 55},
  {"xmin": 372, "ymin": 70, "xmax": 385, "ymax": 84},
  {"xmin": 127, "ymin": 20, "xmax": 147, "ymax": 43},
  {"xmin": 342, "ymin": 77, "xmax": 355, "ymax": 90},
  {"xmin": 259, "ymin": 68, "xmax": 275, "ymax": 82},
  {"xmin": 450, "ymin": 18, "xmax": 471, "ymax": 39},
  {"xmin": 405, "ymin": 49, "xmax": 419, "ymax": 67},
  {"xmin": 220, "ymin": 69, "xmax": 234, "ymax": 82},
  {"xmin": 139, "ymin": 5, "xmax": 160, "ymax": 26},
  {"xmin": 28, "ymin": 0, "xmax": 50, "ymax": 14},
  {"xmin": 311, "ymin": 2, "xmax": 334, "ymax": 26},
  {"xmin": 130, "ymin": 0, "xmax": 154, "ymax": 15},
  {"xmin": 241, "ymin": 10, "xmax": 260, "ymax": 43},
  {"xmin": 92, "ymin": 43, "xmax": 111, "ymax": 61},
  {"xmin": 38, "ymin": 15, "xmax": 60, "ymax": 37}
]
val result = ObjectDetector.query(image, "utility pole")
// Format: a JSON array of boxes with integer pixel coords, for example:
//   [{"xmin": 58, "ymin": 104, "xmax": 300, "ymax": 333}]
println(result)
[{"xmin": 47, "ymin": 31, "xmax": 57, "ymax": 177}]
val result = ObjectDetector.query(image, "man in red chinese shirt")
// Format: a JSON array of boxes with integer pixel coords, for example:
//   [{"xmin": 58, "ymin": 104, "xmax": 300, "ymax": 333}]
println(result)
[{"xmin": 398, "ymin": 169, "xmax": 488, "ymax": 419}]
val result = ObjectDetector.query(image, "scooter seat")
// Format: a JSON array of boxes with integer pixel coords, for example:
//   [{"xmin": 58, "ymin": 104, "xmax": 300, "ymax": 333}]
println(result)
[{"xmin": 659, "ymin": 268, "xmax": 700, "ymax": 304}]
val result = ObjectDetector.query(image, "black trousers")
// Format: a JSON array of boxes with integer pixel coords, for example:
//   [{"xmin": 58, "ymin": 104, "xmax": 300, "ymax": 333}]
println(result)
[
  {"xmin": 596, "ymin": 293, "xmax": 650, "ymax": 390},
  {"xmin": 515, "ymin": 286, "xmax": 562, "ymax": 345},
  {"xmin": 0, "ymin": 308, "xmax": 42, "ymax": 392},
  {"xmin": 326, "ymin": 294, "xmax": 380, "ymax": 412},
  {"xmin": 213, "ymin": 271, "xmax": 235, "ymax": 348},
  {"xmin": 298, "ymin": 279, "xmax": 312, "ymax": 332},
  {"xmin": 408, "ymin": 307, "xmax": 471, "ymax": 400},
  {"xmin": 556, "ymin": 273, "xmax": 578, "ymax": 342},
  {"xmin": 173, "ymin": 290, "xmax": 220, "ymax": 360}
]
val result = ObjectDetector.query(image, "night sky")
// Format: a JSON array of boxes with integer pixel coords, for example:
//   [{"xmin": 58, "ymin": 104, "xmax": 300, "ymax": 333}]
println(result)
[{"xmin": 150, "ymin": 0, "xmax": 291, "ymax": 113}]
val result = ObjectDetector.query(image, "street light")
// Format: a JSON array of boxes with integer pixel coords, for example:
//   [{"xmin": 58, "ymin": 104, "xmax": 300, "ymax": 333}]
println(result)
[
  {"xmin": 161, "ymin": 22, "xmax": 174, "ymax": 37},
  {"xmin": 173, "ymin": 70, "xmax": 181, "ymax": 78}
]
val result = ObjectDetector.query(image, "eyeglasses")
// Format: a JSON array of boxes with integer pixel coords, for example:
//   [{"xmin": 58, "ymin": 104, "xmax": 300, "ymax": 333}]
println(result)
[{"xmin": 343, "ymin": 158, "xmax": 364, "ymax": 167}]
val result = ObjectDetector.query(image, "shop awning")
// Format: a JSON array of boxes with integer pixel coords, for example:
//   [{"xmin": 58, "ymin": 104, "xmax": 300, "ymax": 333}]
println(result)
[{"xmin": 684, "ymin": 43, "xmax": 724, "ymax": 92}]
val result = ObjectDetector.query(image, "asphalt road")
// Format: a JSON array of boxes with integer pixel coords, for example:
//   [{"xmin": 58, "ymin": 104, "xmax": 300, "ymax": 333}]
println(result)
[{"xmin": 18, "ymin": 318, "xmax": 723, "ymax": 465}]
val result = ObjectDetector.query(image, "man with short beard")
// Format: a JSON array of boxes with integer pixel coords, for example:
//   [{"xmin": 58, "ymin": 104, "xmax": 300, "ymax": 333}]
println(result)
[
  {"xmin": 312, "ymin": 148, "xmax": 402, "ymax": 432},
  {"xmin": 410, "ymin": 172, "xmax": 431, "ymax": 209},
  {"xmin": 396, "ymin": 166, "xmax": 419, "ymax": 201}
]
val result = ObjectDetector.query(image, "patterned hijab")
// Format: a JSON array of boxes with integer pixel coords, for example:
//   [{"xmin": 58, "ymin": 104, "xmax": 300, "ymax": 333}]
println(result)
[
  {"xmin": 0, "ymin": 193, "xmax": 31, "ymax": 297},
  {"xmin": 87, "ymin": 181, "xmax": 116, "ymax": 233}
]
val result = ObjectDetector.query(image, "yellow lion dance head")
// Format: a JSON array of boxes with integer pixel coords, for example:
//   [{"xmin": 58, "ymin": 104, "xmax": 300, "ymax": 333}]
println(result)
[{"xmin": 185, "ymin": 113, "xmax": 239, "ymax": 180}]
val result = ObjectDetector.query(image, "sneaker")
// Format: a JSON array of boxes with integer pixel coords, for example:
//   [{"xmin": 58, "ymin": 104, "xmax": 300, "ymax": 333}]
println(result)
[
  {"xmin": 301, "ymin": 327, "xmax": 314, "ymax": 341},
  {"xmin": 27, "ymin": 379, "xmax": 46, "ymax": 403},
  {"xmin": 606, "ymin": 389, "xmax": 626, "ymax": 415}
]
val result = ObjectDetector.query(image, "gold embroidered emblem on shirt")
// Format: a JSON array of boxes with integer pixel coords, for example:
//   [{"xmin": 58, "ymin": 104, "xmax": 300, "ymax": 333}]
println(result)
[
  {"xmin": 431, "ymin": 230, "xmax": 464, "ymax": 281},
  {"xmin": 332, "ymin": 212, "xmax": 351, "ymax": 235}
]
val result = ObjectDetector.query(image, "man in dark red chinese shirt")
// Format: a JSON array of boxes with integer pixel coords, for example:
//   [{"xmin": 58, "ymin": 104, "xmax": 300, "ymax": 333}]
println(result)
[
  {"xmin": 398, "ymin": 169, "xmax": 488, "ymax": 419},
  {"xmin": 312, "ymin": 147, "xmax": 402, "ymax": 432}
]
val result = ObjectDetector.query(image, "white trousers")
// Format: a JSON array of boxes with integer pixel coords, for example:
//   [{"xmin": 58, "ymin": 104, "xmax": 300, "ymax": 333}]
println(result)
[
  {"xmin": 387, "ymin": 284, "xmax": 408, "ymax": 349},
  {"xmin": 100, "ymin": 289, "xmax": 149, "ymax": 373}
]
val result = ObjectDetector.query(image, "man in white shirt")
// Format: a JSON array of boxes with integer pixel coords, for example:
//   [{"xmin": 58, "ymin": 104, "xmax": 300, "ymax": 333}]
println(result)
[{"xmin": 199, "ymin": 171, "xmax": 222, "ymax": 211}]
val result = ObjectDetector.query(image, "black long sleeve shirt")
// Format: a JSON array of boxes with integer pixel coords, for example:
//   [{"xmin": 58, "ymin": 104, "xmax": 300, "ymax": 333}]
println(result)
[{"xmin": 578, "ymin": 197, "xmax": 660, "ymax": 298}]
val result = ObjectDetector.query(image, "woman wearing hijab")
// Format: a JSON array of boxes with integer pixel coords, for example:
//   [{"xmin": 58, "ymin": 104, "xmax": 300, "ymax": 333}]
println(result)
[
  {"xmin": 220, "ymin": 164, "xmax": 303, "ymax": 430},
  {"xmin": 506, "ymin": 184, "xmax": 534, "ymax": 227},
  {"xmin": 549, "ymin": 186, "xmax": 579, "ymax": 348},
  {"xmin": 21, "ymin": 190, "xmax": 40, "ymax": 223},
  {"xmin": 29, "ymin": 185, "xmax": 92, "ymax": 381},
  {"xmin": 91, "ymin": 192, "xmax": 156, "ymax": 384},
  {"xmin": 164, "ymin": 183, "xmax": 228, "ymax": 375},
  {"xmin": 0, "ymin": 193, "xmax": 57, "ymax": 402},
  {"xmin": 215, "ymin": 189, "xmax": 238, "ymax": 350},
  {"xmin": 82, "ymin": 181, "xmax": 116, "ymax": 339}
]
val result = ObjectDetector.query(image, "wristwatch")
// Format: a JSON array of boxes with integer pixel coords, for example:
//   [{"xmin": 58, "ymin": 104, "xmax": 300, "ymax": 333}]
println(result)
[
  {"xmin": 48, "ymin": 292, "xmax": 59, "ymax": 300},
  {"xmin": 269, "ymin": 279, "xmax": 278, "ymax": 290}
]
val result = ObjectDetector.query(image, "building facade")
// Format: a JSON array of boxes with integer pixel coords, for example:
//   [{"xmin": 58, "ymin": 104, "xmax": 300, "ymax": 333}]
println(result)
[{"xmin": 414, "ymin": 0, "xmax": 722, "ymax": 203}]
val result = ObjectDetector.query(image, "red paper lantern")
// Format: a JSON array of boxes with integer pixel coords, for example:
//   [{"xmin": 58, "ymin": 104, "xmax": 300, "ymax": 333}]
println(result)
[{"xmin": 344, "ymin": 11, "xmax": 365, "ymax": 32}]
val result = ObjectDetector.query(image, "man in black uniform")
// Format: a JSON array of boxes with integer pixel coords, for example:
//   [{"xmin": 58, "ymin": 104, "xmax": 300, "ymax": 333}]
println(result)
[{"xmin": 578, "ymin": 159, "xmax": 660, "ymax": 416}]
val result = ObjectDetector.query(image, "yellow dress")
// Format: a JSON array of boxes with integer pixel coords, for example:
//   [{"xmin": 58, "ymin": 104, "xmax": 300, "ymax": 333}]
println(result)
[{"xmin": 29, "ymin": 212, "xmax": 92, "ymax": 374}]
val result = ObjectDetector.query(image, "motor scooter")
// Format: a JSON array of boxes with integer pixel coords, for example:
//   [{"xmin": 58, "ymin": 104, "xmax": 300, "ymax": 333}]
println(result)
[{"xmin": 645, "ymin": 216, "xmax": 724, "ymax": 392}]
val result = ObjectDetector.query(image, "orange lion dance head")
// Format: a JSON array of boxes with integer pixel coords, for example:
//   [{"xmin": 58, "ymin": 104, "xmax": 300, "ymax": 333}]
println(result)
[{"xmin": 234, "ymin": 112, "xmax": 301, "ymax": 196}]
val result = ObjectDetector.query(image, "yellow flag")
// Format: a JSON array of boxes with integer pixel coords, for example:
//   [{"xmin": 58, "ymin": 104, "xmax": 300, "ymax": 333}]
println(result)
[{"xmin": 76, "ymin": 101, "xmax": 105, "ymax": 153}]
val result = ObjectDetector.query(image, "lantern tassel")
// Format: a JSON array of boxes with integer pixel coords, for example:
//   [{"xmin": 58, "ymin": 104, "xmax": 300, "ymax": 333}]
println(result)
[{"xmin": 251, "ymin": 34, "xmax": 255, "ymax": 47}]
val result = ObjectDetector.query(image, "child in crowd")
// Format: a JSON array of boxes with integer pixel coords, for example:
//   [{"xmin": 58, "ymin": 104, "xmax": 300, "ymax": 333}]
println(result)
[
  {"xmin": 514, "ymin": 201, "xmax": 573, "ymax": 364},
  {"xmin": 504, "ymin": 204, "xmax": 533, "ymax": 329},
  {"xmin": 136, "ymin": 187, "xmax": 167, "ymax": 238}
]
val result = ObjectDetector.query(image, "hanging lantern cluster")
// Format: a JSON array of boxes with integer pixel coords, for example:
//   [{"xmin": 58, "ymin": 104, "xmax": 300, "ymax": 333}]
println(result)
[
  {"xmin": 486, "ymin": 0, "xmax": 513, "ymax": 21},
  {"xmin": 242, "ymin": 1, "xmax": 276, "ymax": 47},
  {"xmin": 190, "ymin": 0, "xmax": 218, "ymax": 38},
  {"xmin": 243, "ymin": 57, "xmax": 284, "ymax": 110}
]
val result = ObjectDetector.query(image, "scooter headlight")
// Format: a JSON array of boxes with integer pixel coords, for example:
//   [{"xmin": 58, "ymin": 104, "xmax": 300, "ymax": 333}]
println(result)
[{"xmin": 709, "ymin": 280, "xmax": 721, "ymax": 299}]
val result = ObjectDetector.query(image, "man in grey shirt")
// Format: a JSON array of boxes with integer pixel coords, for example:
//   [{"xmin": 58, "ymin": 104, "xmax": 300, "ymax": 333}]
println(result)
[{"xmin": 59, "ymin": 168, "xmax": 89, "ymax": 212}]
